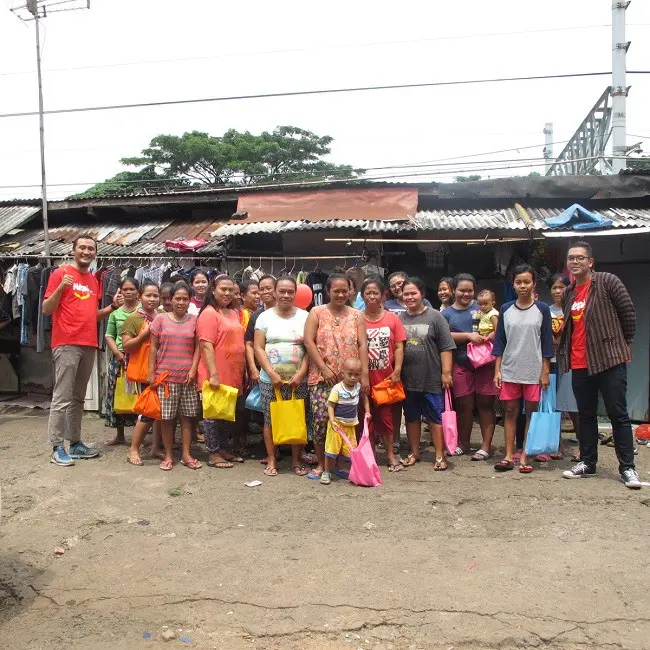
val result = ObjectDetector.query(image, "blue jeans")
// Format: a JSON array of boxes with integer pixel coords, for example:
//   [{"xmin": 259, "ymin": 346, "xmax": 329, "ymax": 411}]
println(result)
[{"xmin": 572, "ymin": 363, "xmax": 635, "ymax": 473}]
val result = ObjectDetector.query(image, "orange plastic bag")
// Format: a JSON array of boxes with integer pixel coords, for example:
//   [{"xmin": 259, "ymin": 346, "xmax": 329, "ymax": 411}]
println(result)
[
  {"xmin": 126, "ymin": 323, "xmax": 151, "ymax": 383},
  {"xmin": 371, "ymin": 378, "xmax": 406, "ymax": 406},
  {"xmin": 133, "ymin": 371, "xmax": 169, "ymax": 421}
]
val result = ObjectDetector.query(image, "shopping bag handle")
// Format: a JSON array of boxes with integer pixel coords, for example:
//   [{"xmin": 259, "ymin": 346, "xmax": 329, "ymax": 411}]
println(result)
[
  {"xmin": 538, "ymin": 388, "xmax": 553, "ymax": 414},
  {"xmin": 444, "ymin": 388, "xmax": 453, "ymax": 411},
  {"xmin": 273, "ymin": 381, "xmax": 296, "ymax": 402}
]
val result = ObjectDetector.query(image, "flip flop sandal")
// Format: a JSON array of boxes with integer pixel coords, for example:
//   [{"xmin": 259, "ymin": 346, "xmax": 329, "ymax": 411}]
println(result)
[
  {"xmin": 292, "ymin": 465, "xmax": 308, "ymax": 476},
  {"xmin": 126, "ymin": 456, "xmax": 144, "ymax": 466},
  {"xmin": 471, "ymin": 450, "xmax": 490, "ymax": 461},
  {"xmin": 307, "ymin": 469, "xmax": 323, "ymax": 480},
  {"xmin": 400, "ymin": 454, "xmax": 420, "ymax": 467},
  {"xmin": 224, "ymin": 455, "xmax": 245, "ymax": 464},
  {"xmin": 333, "ymin": 469, "xmax": 350, "ymax": 480},
  {"xmin": 388, "ymin": 463, "xmax": 405, "ymax": 472},
  {"xmin": 196, "ymin": 434, "xmax": 206, "ymax": 443},
  {"xmin": 180, "ymin": 458, "xmax": 202, "ymax": 470},
  {"xmin": 519, "ymin": 464, "xmax": 534, "ymax": 473},
  {"xmin": 159, "ymin": 459, "xmax": 173, "ymax": 471},
  {"xmin": 535, "ymin": 454, "xmax": 551, "ymax": 462},
  {"xmin": 208, "ymin": 460, "xmax": 234, "ymax": 469},
  {"xmin": 433, "ymin": 457, "xmax": 448, "ymax": 471},
  {"xmin": 549, "ymin": 452, "xmax": 564, "ymax": 460},
  {"xmin": 301, "ymin": 452, "xmax": 318, "ymax": 465},
  {"xmin": 494, "ymin": 460, "xmax": 514, "ymax": 472},
  {"xmin": 264, "ymin": 466, "xmax": 278, "ymax": 476}
]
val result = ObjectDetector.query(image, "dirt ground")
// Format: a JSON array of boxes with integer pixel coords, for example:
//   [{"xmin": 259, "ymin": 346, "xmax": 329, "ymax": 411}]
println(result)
[{"xmin": 0, "ymin": 410, "xmax": 649, "ymax": 650}]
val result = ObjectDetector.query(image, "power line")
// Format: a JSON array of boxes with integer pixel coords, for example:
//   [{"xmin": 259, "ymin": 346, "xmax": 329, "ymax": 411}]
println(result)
[
  {"xmin": 3, "ymin": 71, "xmax": 650, "ymax": 120},
  {"xmin": 0, "ymin": 151, "xmax": 580, "ymax": 190},
  {"xmin": 0, "ymin": 23, "xmax": 621, "ymax": 78},
  {"xmin": 0, "ymin": 155, "xmax": 618, "ymax": 200}
]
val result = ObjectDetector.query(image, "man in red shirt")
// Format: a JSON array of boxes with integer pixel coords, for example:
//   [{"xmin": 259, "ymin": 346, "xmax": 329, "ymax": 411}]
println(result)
[
  {"xmin": 560, "ymin": 241, "xmax": 641, "ymax": 489},
  {"xmin": 43, "ymin": 235, "xmax": 121, "ymax": 466}
]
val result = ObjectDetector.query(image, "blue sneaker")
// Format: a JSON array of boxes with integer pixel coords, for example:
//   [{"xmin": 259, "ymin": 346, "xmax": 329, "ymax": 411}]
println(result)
[
  {"xmin": 51, "ymin": 446, "xmax": 75, "ymax": 466},
  {"xmin": 68, "ymin": 441, "xmax": 100, "ymax": 459}
]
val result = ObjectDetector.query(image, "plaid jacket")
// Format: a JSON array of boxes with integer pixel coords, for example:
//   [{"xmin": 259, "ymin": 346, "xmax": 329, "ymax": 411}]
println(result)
[{"xmin": 558, "ymin": 272, "xmax": 635, "ymax": 376}]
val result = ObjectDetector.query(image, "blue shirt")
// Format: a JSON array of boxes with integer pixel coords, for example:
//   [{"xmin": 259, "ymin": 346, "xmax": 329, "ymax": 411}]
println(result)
[
  {"xmin": 442, "ymin": 301, "xmax": 481, "ymax": 365},
  {"xmin": 492, "ymin": 300, "xmax": 554, "ymax": 384}
]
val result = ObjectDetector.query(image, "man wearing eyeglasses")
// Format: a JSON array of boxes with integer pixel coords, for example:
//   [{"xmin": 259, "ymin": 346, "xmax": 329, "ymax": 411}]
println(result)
[{"xmin": 558, "ymin": 241, "xmax": 641, "ymax": 489}]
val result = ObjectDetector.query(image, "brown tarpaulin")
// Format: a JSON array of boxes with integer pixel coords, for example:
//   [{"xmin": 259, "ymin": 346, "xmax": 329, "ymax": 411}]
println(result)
[{"xmin": 236, "ymin": 188, "xmax": 418, "ymax": 222}]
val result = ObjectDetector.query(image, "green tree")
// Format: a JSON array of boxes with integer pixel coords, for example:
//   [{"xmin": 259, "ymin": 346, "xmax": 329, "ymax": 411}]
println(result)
[
  {"xmin": 453, "ymin": 174, "xmax": 482, "ymax": 182},
  {"xmin": 74, "ymin": 126, "xmax": 362, "ymax": 197}
]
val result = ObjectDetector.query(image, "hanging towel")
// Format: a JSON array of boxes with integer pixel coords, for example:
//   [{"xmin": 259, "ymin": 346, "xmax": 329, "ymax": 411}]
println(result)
[{"xmin": 544, "ymin": 204, "xmax": 613, "ymax": 230}]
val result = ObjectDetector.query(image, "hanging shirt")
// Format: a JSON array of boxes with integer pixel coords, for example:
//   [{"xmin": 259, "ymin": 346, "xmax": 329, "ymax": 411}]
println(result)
[
  {"xmin": 44, "ymin": 266, "xmax": 100, "ymax": 349},
  {"xmin": 305, "ymin": 270, "xmax": 329, "ymax": 309},
  {"xmin": 570, "ymin": 280, "xmax": 591, "ymax": 370}
]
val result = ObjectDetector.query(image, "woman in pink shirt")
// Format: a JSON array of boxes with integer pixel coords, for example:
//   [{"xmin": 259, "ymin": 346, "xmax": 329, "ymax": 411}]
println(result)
[{"xmin": 197, "ymin": 275, "xmax": 246, "ymax": 468}]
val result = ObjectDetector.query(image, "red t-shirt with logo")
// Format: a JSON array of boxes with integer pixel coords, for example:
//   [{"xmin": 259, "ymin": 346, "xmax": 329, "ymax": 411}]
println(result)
[
  {"xmin": 570, "ymin": 280, "xmax": 591, "ymax": 370},
  {"xmin": 45, "ymin": 266, "xmax": 100, "ymax": 349},
  {"xmin": 365, "ymin": 310, "xmax": 407, "ymax": 387}
]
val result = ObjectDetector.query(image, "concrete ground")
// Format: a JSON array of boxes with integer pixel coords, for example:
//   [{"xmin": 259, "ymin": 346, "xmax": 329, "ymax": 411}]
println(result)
[{"xmin": 0, "ymin": 410, "xmax": 649, "ymax": 650}]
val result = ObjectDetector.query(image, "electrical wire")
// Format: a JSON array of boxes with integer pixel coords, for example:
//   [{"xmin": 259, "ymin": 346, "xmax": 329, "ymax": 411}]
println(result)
[
  {"xmin": 3, "ymin": 71, "xmax": 650, "ymax": 120},
  {"xmin": 0, "ymin": 155, "xmax": 616, "ymax": 199},
  {"xmin": 0, "ymin": 151, "xmax": 583, "ymax": 189},
  {"xmin": 0, "ymin": 23, "xmax": 621, "ymax": 78}
]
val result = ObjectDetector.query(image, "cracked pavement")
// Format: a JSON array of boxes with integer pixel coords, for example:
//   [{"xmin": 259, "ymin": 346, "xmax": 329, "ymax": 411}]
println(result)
[{"xmin": 0, "ymin": 412, "xmax": 649, "ymax": 649}]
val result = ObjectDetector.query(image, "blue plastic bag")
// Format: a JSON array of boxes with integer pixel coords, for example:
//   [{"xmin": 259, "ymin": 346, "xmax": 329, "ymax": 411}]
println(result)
[
  {"xmin": 245, "ymin": 384, "xmax": 263, "ymax": 413},
  {"xmin": 524, "ymin": 387, "xmax": 561, "ymax": 456}
]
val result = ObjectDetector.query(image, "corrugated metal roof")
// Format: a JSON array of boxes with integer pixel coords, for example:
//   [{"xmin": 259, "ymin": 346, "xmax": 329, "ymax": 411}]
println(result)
[
  {"xmin": 415, "ymin": 207, "xmax": 650, "ymax": 231},
  {"xmin": 0, "ymin": 205, "xmax": 40, "ymax": 239},
  {"xmin": 2, "ymin": 205, "xmax": 650, "ymax": 258},
  {"xmin": 212, "ymin": 219, "xmax": 414, "ymax": 237},
  {"xmin": 524, "ymin": 207, "xmax": 650, "ymax": 229},
  {"xmin": 0, "ymin": 218, "xmax": 226, "ymax": 258},
  {"xmin": 414, "ymin": 208, "xmax": 525, "ymax": 231}
]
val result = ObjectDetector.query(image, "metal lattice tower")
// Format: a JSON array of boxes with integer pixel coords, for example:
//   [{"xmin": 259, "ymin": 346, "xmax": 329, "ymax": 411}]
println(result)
[{"xmin": 546, "ymin": 88, "xmax": 613, "ymax": 176}]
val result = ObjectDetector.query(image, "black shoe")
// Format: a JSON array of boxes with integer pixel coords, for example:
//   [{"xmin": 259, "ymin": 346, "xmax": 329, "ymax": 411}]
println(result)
[{"xmin": 562, "ymin": 461, "xmax": 596, "ymax": 479}]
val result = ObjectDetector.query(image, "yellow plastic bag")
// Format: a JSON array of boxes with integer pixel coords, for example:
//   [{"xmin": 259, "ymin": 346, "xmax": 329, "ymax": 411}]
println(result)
[
  {"xmin": 113, "ymin": 370, "xmax": 137, "ymax": 414},
  {"xmin": 270, "ymin": 387, "xmax": 307, "ymax": 446},
  {"xmin": 202, "ymin": 380, "xmax": 238, "ymax": 421}
]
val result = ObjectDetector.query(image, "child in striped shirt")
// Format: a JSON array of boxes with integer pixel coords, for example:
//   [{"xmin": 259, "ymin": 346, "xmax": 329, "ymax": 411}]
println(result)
[{"xmin": 322, "ymin": 357, "xmax": 370, "ymax": 485}]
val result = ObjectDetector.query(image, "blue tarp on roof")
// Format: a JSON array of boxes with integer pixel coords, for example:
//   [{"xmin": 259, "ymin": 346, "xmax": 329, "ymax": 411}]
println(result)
[{"xmin": 543, "ymin": 203, "xmax": 613, "ymax": 230}]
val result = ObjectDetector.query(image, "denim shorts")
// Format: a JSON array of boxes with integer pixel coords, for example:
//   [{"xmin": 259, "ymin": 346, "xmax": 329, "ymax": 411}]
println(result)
[{"xmin": 404, "ymin": 391, "xmax": 444, "ymax": 424}]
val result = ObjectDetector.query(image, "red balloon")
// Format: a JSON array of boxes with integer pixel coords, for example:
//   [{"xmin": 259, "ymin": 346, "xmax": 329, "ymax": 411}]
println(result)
[{"xmin": 295, "ymin": 283, "xmax": 313, "ymax": 309}]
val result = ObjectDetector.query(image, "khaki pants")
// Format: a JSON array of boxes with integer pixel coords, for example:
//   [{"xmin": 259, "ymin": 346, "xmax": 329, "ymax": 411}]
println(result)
[{"xmin": 47, "ymin": 345, "xmax": 96, "ymax": 447}]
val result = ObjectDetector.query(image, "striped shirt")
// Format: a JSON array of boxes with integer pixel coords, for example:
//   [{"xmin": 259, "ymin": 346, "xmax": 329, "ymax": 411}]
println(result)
[
  {"xmin": 558, "ymin": 272, "xmax": 635, "ymax": 376},
  {"xmin": 150, "ymin": 313, "xmax": 197, "ymax": 383},
  {"xmin": 328, "ymin": 381, "xmax": 361, "ymax": 425}
]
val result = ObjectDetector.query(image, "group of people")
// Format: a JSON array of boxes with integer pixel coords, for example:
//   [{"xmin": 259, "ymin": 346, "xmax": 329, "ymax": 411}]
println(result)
[{"xmin": 44, "ymin": 234, "xmax": 643, "ymax": 489}]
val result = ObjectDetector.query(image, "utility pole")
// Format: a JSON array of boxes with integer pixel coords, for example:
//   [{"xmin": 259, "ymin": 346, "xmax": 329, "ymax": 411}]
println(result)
[
  {"xmin": 543, "ymin": 123, "xmax": 553, "ymax": 174},
  {"xmin": 611, "ymin": 1, "xmax": 631, "ymax": 174},
  {"xmin": 10, "ymin": 0, "xmax": 91, "ymax": 262}
]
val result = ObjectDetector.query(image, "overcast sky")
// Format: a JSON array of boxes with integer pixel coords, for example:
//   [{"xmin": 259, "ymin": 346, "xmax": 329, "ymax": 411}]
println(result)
[{"xmin": 1, "ymin": 0, "xmax": 649, "ymax": 200}]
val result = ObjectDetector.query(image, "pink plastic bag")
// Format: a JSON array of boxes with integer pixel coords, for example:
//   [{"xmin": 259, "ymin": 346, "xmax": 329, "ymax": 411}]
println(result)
[
  {"xmin": 466, "ymin": 340, "xmax": 495, "ymax": 368},
  {"xmin": 336, "ymin": 419, "xmax": 382, "ymax": 487},
  {"xmin": 442, "ymin": 389, "xmax": 459, "ymax": 454}
]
